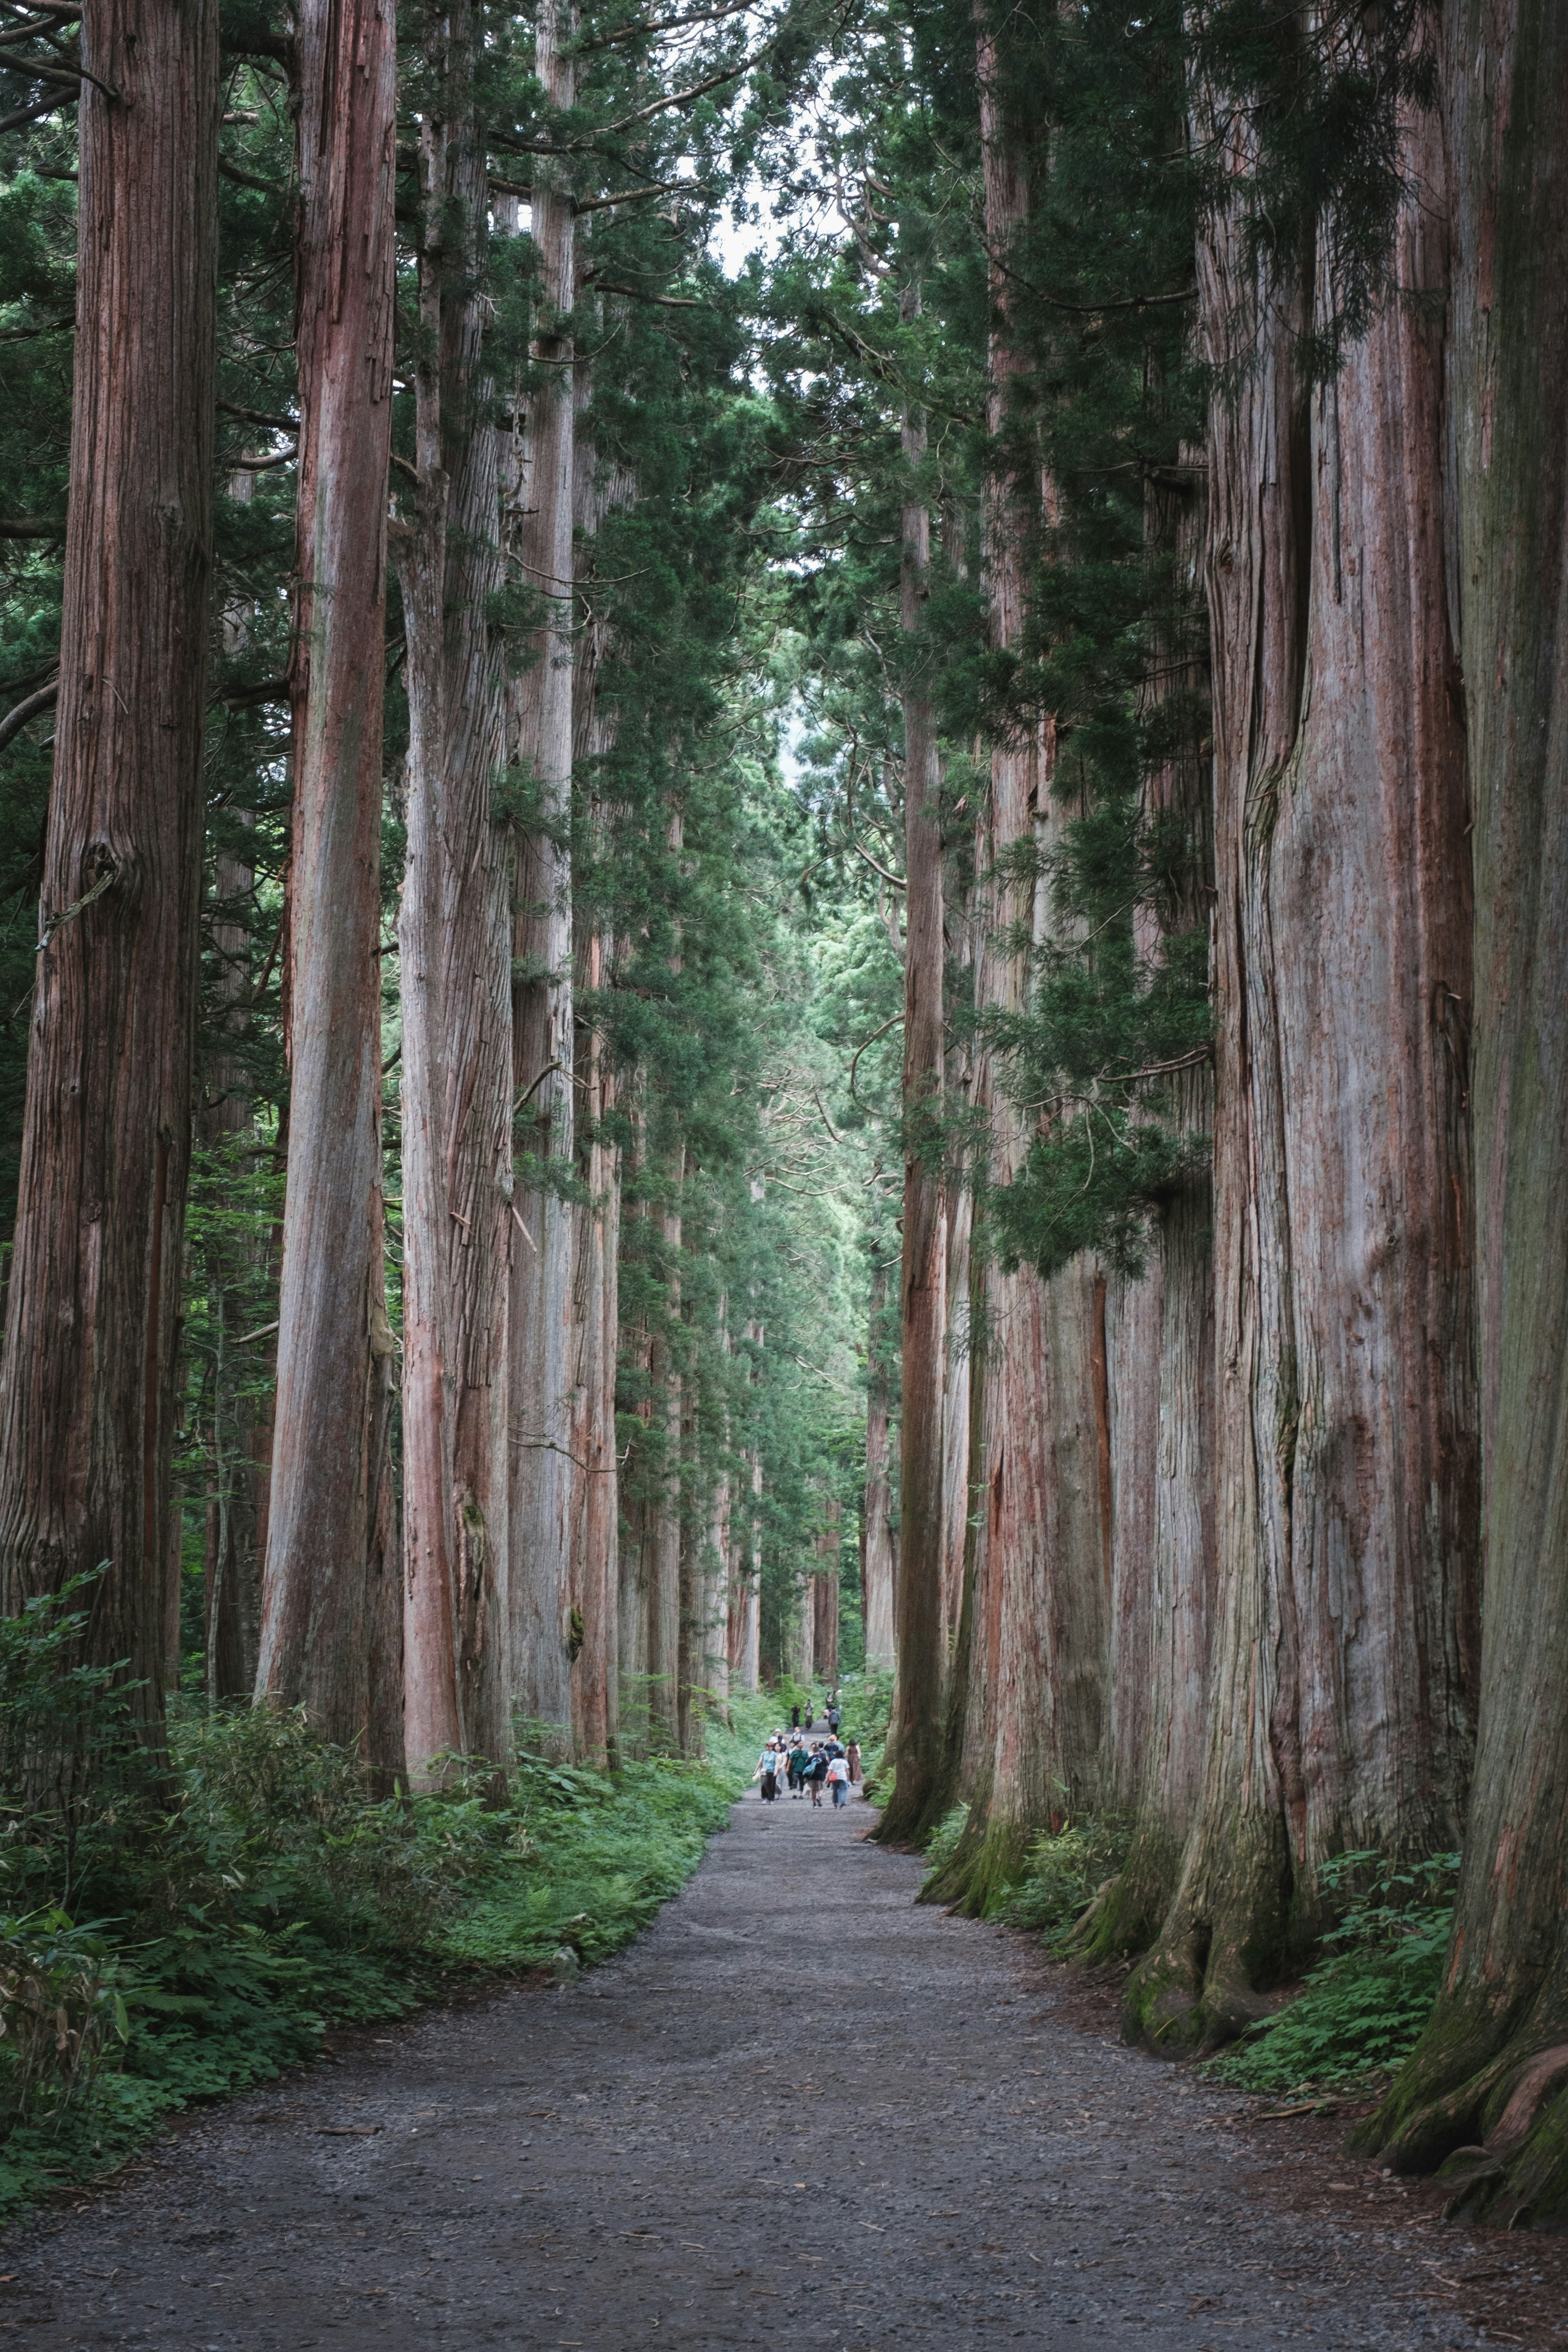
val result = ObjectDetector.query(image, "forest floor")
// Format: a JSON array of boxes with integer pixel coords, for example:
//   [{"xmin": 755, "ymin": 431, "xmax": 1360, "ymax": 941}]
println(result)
[{"xmin": 3, "ymin": 1790, "xmax": 1564, "ymax": 2352}]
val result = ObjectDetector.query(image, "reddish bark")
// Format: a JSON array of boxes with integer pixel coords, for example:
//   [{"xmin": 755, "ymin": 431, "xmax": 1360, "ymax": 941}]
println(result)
[
  {"xmin": 931, "ymin": 24, "xmax": 1112, "ymax": 1912},
  {"xmin": 1363, "ymin": 0, "xmax": 1568, "ymax": 2221},
  {"xmin": 507, "ymin": 0, "xmax": 577, "ymax": 1745},
  {"xmin": 1126, "ymin": 96, "xmax": 1477, "ymax": 2045},
  {"xmin": 395, "ymin": 19, "xmax": 512, "ymax": 1783},
  {"xmin": 200, "ymin": 842, "xmax": 264, "ymax": 1702},
  {"xmin": 564, "ymin": 404, "xmax": 628, "ymax": 1767},
  {"xmin": 645, "ymin": 1175, "xmax": 684, "ymax": 1753},
  {"xmin": 875, "ymin": 321, "xmax": 948, "ymax": 1844},
  {"xmin": 862, "ymin": 1260, "xmax": 896, "ymax": 1671},
  {"xmin": 1080, "ymin": 465, "xmax": 1218, "ymax": 1959},
  {"xmin": 257, "ymin": 0, "xmax": 398, "ymax": 1759},
  {"xmin": 0, "ymin": 0, "xmax": 217, "ymax": 1756}
]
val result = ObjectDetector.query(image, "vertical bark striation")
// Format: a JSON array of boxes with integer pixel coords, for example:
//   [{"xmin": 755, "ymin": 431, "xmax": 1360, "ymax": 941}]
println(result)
[
  {"xmin": 862, "ymin": 1259, "xmax": 896, "ymax": 1671},
  {"xmin": 933, "ymin": 22, "xmax": 1110, "ymax": 1912},
  {"xmin": 875, "ymin": 307, "xmax": 947, "ymax": 1843},
  {"xmin": 0, "ymin": 0, "xmax": 217, "ymax": 1757},
  {"xmin": 1364, "ymin": 0, "xmax": 1568, "ymax": 2222},
  {"xmin": 256, "ymin": 0, "xmax": 398, "ymax": 1753},
  {"xmin": 1127, "ymin": 96, "xmax": 1477, "ymax": 2045},
  {"xmin": 508, "ymin": 0, "xmax": 577, "ymax": 1745},
  {"xmin": 396, "ymin": 11, "xmax": 512, "ymax": 1781}
]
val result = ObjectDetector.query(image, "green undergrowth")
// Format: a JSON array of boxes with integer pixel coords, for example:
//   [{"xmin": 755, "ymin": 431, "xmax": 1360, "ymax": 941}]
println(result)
[
  {"xmin": 1202, "ymin": 1851, "xmax": 1460, "ymax": 2099},
  {"xmin": 921, "ymin": 1802, "xmax": 1132, "ymax": 1942},
  {"xmin": 0, "ymin": 1590, "xmax": 748, "ymax": 2223}
]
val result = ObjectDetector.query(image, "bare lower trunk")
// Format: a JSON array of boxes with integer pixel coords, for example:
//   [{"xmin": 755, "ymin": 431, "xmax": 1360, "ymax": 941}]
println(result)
[
  {"xmin": 862, "ymin": 1261, "xmax": 896, "ymax": 1671},
  {"xmin": 202, "ymin": 844, "xmax": 263, "ymax": 1702},
  {"xmin": 645, "ymin": 1179, "xmax": 683, "ymax": 1753},
  {"xmin": 1127, "ymin": 95, "xmax": 1477, "ymax": 2047},
  {"xmin": 564, "ymin": 409, "xmax": 626, "ymax": 1767},
  {"xmin": 932, "ymin": 29, "xmax": 1112, "ymax": 1914},
  {"xmin": 507, "ymin": 0, "xmax": 577, "ymax": 1747},
  {"xmin": 1078, "ymin": 463, "xmax": 1217, "ymax": 1960},
  {"xmin": 256, "ymin": 0, "xmax": 398, "ymax": 1757},
  {"xmin": 0, "ymin": 0, "xmax": 216, "ymax": 1767},
  {"xmin": 702, "ymin": 1469, "xmax": 730, "ymax": 1727},
  {"xmin": 728, "ymin": 1439, "xmax": 762, "ymax": 1696},
  {"xmin": 876, "ymin": 322, "xmax": 948, "ymax": 1844},
  {"xmin": 1361, "ymin": 0, "xmax": 1568, "ymax": 2222},
  {"xmin": 396, "ymin": 34, "xmax": 512, "ymax": 1784}
]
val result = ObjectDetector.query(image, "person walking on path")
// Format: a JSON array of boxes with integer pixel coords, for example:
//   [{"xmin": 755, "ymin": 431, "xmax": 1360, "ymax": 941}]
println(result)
[
  {"xmin": 791, "ymin": 1704, "xmax": 801, "ymax": 1729},
  {"xmin": 845, "ymin": 1737, "xmax": 862, "ymax": 1788},
  {"xmin": 806, "ymin": 1744, "xmax": 829, "ymax": 1808},
  {"xmin": 826, "ymin": 1751, "xmax": 851, "ymax": 1809},
  {"xmin": 827, "ymin": 1697, "xmax": 841, "ymax": 1735},
  {"xmin": 755, "ymin": 1742, "xmax": 781, "ymax": 1801},
  {"xmin": 787, "ymin": 1736, "xmax": 808, "ymax": 1797}
]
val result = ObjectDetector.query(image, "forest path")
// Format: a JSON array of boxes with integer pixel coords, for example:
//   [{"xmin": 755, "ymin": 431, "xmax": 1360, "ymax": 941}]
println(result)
[{"xmin": 7, "ymin": 1791, "xmax": 1481, "ymax": 2352}]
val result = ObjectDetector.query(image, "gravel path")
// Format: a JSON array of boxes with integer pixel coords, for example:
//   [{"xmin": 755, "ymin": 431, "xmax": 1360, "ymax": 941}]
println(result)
[{"xmin": 2, "ymin": 1791, "xmax": 1495, "ymax": 2350}]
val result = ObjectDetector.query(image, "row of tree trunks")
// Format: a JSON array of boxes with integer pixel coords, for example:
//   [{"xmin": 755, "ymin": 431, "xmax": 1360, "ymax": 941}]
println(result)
[
  {"xmin": 1363, "ymin": 0, "xmax": 1568, "ymax": 2222},
  {"xmin": 0, "ymin": 0, "xmax": 218, "ymax": 1767},
  {"xmin": 395, "ymin": 0, "xmax": 513, "ymax": 1785},
  {"xmin": 507, "ymin": 0, "xmax": 578, "ymax": 1752},
  {"xmin": 1122, "ymin": 91, "xmax": 1478, "ymax": 2044}
]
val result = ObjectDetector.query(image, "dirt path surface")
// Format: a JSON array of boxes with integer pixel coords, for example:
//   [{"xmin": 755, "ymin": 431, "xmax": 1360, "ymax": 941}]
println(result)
[{"xmin": 0, "ymin": 1795, "xmax": 1507, "ymax": 2350}]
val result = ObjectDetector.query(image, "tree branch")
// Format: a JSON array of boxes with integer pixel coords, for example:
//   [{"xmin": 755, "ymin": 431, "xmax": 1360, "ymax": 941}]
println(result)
[{"xmin": 0, "ymin": 673, "xmax": 57, "ymax": 755}]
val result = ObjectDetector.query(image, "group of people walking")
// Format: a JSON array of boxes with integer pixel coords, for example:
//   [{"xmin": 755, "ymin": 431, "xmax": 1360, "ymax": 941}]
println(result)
[{"xmin": 754, "ymin": 1705, "xmax": 862, "ymax": 1810}]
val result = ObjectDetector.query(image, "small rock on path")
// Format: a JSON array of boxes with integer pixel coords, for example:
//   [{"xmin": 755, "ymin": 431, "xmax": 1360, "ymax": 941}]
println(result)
[{"xmin": 4, "ymin": 1790, "xmax": 1486, "ymax": 2350}]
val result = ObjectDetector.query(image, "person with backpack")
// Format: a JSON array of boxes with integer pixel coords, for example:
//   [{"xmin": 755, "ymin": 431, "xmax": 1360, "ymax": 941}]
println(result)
[
  {"xmin": 791, "ymin": 1703, "xmax": 801, "ymax": 1730},
  {"xmin": 827, "ymin": 1697, "xmax": 841, "ymax": 1735},
  {"xmin": 826, "ymin": 1751, "xmax": 851, "ymax": 1809},
  {"xmin": 787, "ymin": 1737, "xmax": 808, "ymax": 1797},
  {"xmin": 806, "ymin": 1744, "xmax": 829, "ymax": 1808}
]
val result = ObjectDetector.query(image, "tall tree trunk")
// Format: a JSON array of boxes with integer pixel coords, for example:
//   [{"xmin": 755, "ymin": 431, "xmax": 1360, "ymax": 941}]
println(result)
[
  {"xmin": 1078, "ymin": 460, "xmax": 1218, "ymax": 1960},
  {"xmin": 507, "ymin": 0, "xmax": 577, "ymax": 1749},
  {"xmin": 645, "ymin": 1161, "xmax": 683, "ymax": 1753},
  {"xmin": 396, "ymin": 15, "xmax": 512, "ymax": 1783},
  {"xmin": 703, "ymin": 1468, "xmax": 731, "ymax": 1727},
  {"xmin": 201, "ymin": 842, "xmax": 263, "ymax": 1702},
  {"xmin": 933, "ymin": 24, "xmax": 1111, "ymax": 1914},
  {"xmin": 875, "ymin": 296, "xmax": 948, "ymax": 1844},
  {"xmin": 813, "ymin": 1501, "xmax": 841, "ymax": 1686},
  {"xmin": 565, "ymin": 391, "xmax": 626, "ymax": 1767},
  {"xmin": 256, "ymin": 0, "xmax": 399, "ymax": 1757},
  {"xmin": 615, "ymin": 1094, "xmax": 654, "ymax": 1747},
  {"xmin": 862, "ymin": 1259, "xmax": 896, "ymax": 1670},
  {"xmin": 1127, "ymin": 94, "xmax": 1478, "ymax": 2046},
  {"xmin": 0, "ymin": 0, "xmax": 217, "ymax": 1762},
  {"xmin": 1362, "ymin": 2, "xmax": 1568, "ymax": 2221}
]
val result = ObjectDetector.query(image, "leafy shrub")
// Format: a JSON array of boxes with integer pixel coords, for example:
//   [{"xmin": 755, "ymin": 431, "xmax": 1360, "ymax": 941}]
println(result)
[
  {"xmin": 0, "ymin": 1909, "xmax": 124, "ymax": 2127},
  {"xmin": 995, "ymin": 1813, "xmax": 1135, "ymax": 1944},
  {"xmin": 922, "ymin": 1804, "xmax": 969, "ymax": 1875},
  {"xmin": 1204, "ymin": 1851, "xmax": 1460, "ymax": 2097},
  {"xmin": 0, "ymin": 1601, "xmax": 747, "ymax": 2220}
]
